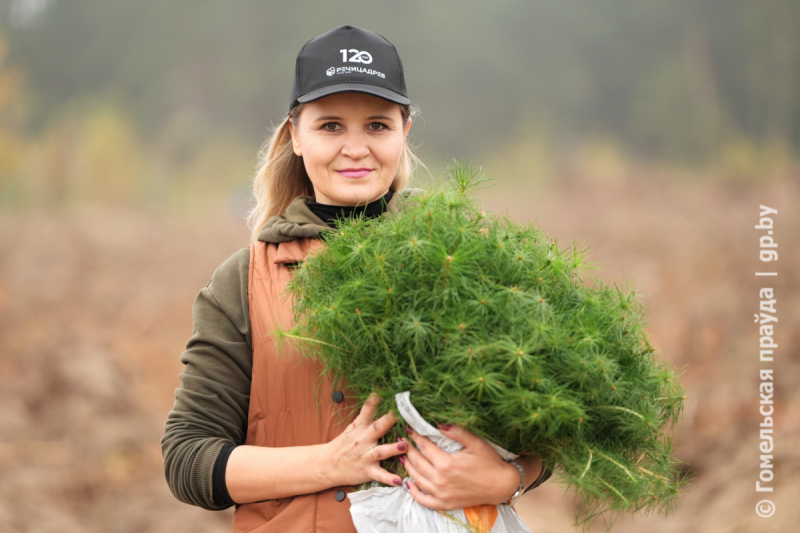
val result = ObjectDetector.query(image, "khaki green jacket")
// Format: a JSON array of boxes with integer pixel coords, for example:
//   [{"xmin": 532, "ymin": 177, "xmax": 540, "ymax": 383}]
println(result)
[{"xmin": 160, "ymin": 189, "xmax": 422, "ymax": 510}]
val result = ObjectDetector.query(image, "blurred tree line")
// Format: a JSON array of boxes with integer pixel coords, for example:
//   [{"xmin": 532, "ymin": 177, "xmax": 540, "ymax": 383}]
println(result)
[{"xmin": 0, "ymin": 0, "xmax": 797, "ymax": 209}]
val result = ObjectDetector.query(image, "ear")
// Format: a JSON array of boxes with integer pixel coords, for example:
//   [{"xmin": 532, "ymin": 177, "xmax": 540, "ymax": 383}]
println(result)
[
  {"xmin": 288, "ymin": 119, "xmax": 302, "ymax": 157},
  {"xmin": 403, "ymin": 118, "xmax": 412, "ymax": 139}
]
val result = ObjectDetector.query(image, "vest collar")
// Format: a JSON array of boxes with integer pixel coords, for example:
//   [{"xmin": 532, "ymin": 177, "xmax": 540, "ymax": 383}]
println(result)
[{"xmin": 273, "ymin": 237, "xmax": 326, "ymax": 265}]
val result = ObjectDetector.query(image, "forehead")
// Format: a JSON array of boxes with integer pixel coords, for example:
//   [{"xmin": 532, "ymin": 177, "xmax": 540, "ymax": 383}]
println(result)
[{"xmin": 300, "ymin": 92, "xmax": 402, "ymax": 120}]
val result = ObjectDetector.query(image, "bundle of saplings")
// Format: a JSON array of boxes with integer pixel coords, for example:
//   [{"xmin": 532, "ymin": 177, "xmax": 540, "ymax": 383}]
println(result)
[{"xmin": 278, "ymin": 162, "xmax": 690, "ymax": 528}]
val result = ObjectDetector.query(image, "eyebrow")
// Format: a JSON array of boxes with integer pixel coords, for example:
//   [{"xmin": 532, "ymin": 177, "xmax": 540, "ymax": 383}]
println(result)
[{"xmin": 313, "ymin": 114, "xmax": 396, "ymax": 122}]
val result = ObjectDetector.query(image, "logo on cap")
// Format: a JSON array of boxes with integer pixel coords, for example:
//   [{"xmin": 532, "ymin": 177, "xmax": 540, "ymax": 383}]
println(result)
[
  {"xmin": 340, "ymin": 49, "xmax": 373, "ymax": 64},
  {"xmin": 326, "ymin": 65, "xmax": 386, "ymax": 79}
]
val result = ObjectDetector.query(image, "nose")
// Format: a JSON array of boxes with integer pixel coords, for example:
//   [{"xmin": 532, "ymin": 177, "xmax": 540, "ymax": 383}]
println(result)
[{"xmin": 340, "ymin": 131, "xmax": 370, "ymax": 161}]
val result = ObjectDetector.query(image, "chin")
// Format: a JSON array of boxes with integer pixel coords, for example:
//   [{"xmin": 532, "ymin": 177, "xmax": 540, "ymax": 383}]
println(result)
[{"xmin": 333, "ymin": 179, "xmax": 387, "ymax": 204}]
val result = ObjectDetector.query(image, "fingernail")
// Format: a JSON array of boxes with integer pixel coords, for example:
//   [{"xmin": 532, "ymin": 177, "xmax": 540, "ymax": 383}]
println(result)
[
  {"xmin": 397, "ymin": 441, "xmax": 407, "ymax": 451},
  {"xmin": 398, "ymin": 455, "xmax": 407, "ymax": 465},
  {"xmin": 437, "ymin": 423, "xmax": 452, "ymax": 431},
  {"xmin": 405, "ymin": 427, "xmax": 412, "ymax": 436},
  {"xmin": 393, "ymin": 477, "xmax": 402, "ymax": 486},
  {"xmin": 404, "ymin": 481, "xmax": 410, "ymax": 489}
]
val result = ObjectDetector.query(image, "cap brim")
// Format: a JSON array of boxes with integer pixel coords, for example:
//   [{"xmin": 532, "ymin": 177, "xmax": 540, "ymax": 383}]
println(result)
[{"xmin": 296, "ymin": 83, "xmax": 410, "ymax": 106}]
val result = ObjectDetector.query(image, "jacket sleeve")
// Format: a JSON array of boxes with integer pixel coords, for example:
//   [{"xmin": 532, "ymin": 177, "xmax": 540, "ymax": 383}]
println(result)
[{"xmin": 160, "ymin": 247, "xmax": 252, "ymax": 511}]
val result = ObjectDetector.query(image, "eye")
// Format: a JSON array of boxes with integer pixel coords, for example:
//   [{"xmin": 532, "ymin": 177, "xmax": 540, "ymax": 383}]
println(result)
[
  {"xmin": 321, "ymin": 122, "xmax": 341, "ymax": 132},
  {"xmin": 368, "ymin": 122, "xmax": 388, "ymax": 131}
]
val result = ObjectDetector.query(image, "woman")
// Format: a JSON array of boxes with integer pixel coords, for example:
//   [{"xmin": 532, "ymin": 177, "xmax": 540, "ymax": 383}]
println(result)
[{"xmin": 161, "ymin": 25, "xmax": 550, "ymax": 532}]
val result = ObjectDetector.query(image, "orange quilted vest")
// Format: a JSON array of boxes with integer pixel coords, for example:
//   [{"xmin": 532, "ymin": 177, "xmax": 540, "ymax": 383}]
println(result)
[{"xmin": 232, "ymin": 237, "xmax": 360, "ymax": 533}]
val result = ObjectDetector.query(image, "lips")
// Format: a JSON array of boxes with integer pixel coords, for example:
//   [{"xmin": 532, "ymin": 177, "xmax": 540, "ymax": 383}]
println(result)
[{"xmin": 336, "ymin": 168, "xmax": 373, "ymax": 178}]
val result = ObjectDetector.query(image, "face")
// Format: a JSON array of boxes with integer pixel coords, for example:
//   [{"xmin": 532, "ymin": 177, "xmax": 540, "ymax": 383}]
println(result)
[{"xmin": 288, "ymin": 92, "xmax": 412, "ymax": 206}]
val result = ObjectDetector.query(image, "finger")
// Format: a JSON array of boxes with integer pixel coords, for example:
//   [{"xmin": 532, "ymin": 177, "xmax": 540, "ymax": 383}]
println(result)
[
  {"xmin": 407, "ymin": 429, "xmax": 449, "ymax": 465},
  {"xmin": 367, "ymin": 465, "xmax": 404, "ymax": 488},
  {"xmin": 401, "ymin": 437, "xmax": 438, "ymax": 481},
  {"xmin": 400, "ymin": 453, "xmax": 438, "ymax": 497},
  {"xmin": 368, "ymin": 410, "xmax": 397, "ymax": 439},
  {"xmin": 437, "ymin": 424, "xmax": 485, "ymax": 451},
  {"xmin": 362, "ymin": 440, "xmax": 407, "ymax": 462},
  {"xmin": 406, "ymin": 479, "xmax": 446, "ymax": 510},
  {"xmin": 354, "ymin": 393, "xmax": 381, "ymax": 425}
]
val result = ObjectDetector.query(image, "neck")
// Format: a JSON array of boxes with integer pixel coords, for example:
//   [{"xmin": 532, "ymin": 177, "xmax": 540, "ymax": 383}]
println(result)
[{"xmin": 307, "ymin": 189, "xmax": 394, "ymax": 228}]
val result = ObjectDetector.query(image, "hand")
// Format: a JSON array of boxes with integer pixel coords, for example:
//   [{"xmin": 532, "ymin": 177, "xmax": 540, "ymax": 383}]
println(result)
[
  {"xmin": 322, "ymin": 392, "xmax": 407, "ymax": 488},
  {"xmin": 399, "ymin": 425, "xmax": 521, "ymax": 510}
]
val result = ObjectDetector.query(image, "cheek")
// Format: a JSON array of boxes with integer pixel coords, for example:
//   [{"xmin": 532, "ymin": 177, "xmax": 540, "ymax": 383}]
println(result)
[
  {"xmin": 376, "ymin": 137, "xmax": 405, "ymax": 170},
  {"xmin": 303, "ymin": 141, "xmax": 339, "ymax": 169}
]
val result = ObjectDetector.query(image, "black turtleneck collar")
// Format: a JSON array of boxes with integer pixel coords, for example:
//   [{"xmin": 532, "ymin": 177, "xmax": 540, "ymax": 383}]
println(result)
[{"xmin": 306, "ymin": 189, "xmax": 394, "ymax": 228}]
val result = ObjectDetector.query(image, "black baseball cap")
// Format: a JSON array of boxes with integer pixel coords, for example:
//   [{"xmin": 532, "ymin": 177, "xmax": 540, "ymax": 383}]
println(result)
[{"xmin": 288, "ymin": 25, "xmax": 410, "ymax": 114}]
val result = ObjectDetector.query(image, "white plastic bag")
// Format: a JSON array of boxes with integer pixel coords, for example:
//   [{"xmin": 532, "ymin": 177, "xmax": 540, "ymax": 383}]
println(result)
[{"xmin": 347, "ymin": 391, "xmax": 532, "ymax": 533}]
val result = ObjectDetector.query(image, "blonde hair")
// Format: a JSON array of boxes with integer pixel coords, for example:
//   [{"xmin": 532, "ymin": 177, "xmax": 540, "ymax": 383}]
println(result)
[{"xmin": 246, "ymin": 101, "xmax": 423, "ymax": 243}]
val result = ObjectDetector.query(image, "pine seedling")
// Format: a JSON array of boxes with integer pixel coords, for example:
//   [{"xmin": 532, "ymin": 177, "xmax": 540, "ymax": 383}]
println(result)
[{"xmin": 280, "ymin": 161, "xmax": 691, "ymax": 530}]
